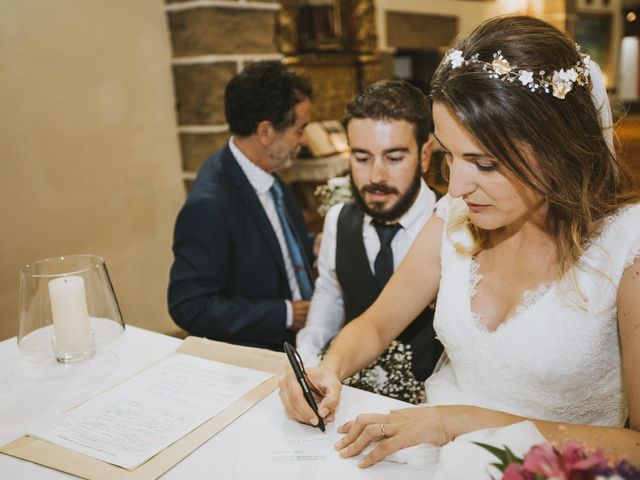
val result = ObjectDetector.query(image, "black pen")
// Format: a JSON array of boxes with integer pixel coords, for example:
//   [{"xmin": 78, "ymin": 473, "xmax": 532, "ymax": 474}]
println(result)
[{"xmin": 283, "ymin": 341, "xmax": 325, "ymax": 432}]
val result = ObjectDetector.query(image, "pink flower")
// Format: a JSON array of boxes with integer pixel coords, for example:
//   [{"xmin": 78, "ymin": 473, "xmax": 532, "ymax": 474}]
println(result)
[
  {"xmin": 475, "ymin": 439, "xmax": 633, "ymax": 480},
  {"xmin": 561, "ymin": 442, "xmax": 607, "ymax": 474},
  {"xmin": 503, "ymin": 463, "xmax": 535, "ymax": 480},
  {"xmin": 523, "ymin": 443, "xmax": 564, "ymax": 477},
  {"xmin": 519, "ymin": 442, "xmax": 608, "ymax": 479}
]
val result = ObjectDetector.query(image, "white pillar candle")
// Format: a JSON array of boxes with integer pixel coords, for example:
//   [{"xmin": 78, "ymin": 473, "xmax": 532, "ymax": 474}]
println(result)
[{"xmin": 48, "ymin": 275, "xmax": 92, "ymax": 353}]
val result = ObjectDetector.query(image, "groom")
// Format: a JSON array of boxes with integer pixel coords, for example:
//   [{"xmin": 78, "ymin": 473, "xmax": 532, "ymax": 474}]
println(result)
[{"xmin": 296, "ymin": 80, "xmax": 443, "ymax": 403}]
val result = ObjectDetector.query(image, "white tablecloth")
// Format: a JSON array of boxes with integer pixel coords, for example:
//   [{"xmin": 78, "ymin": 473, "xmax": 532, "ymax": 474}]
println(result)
[{"xmin": 0, "ymin": 326, "xmax": 434, "ymax": 479}]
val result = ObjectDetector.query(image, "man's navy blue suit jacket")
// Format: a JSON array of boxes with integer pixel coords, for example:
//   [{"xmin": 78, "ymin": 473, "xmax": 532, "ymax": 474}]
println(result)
[{"xmin": 168, "ymin": 145, "xmax": 314, "ymax": 350}]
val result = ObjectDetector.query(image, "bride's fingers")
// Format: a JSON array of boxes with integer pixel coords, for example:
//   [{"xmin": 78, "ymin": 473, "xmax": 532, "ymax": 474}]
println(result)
[
  {"xmin": 335, "ymin": 414, "xmax": 388, "ymax": 449},
  {"xmin": 358, "ymin": 436, "xmax": 401, "ymax": 468},
  {"xmin": 336, "ymin": 420, "xmax": 353, "ymax": 434},
  {"xmin": 335, "ymin": 420, "xmax": 354, "ymax": 450},
  {"xmin": 338, "ymin": 422, "xmax": 388, "ymax": 458}
]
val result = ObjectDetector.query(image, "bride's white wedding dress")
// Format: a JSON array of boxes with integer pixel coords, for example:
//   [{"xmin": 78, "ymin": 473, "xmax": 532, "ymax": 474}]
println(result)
[{"xmin": 395, "ymin": 195, "xmax": 640, "ymax": 478}]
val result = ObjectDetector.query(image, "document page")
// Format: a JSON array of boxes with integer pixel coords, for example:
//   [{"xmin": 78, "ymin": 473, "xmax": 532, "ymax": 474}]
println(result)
[
  {"xmin": 231, "ymin": 386, "xmax": 436, "ymax": 479},
  {"xmin": 27, "ymin": 353, "xmax": 272, "ymax": 470}
]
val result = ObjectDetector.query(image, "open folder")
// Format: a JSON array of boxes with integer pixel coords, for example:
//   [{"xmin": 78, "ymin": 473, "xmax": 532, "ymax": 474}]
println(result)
[{"xmin": 0, "ymin": 337, "xmax": 286, "ymax": 480}]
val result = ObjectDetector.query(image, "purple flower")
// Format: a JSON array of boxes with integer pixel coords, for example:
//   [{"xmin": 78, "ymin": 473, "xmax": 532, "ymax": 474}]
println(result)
[{"xmin": 596, "ymin": 459, "xmax": 640, "ymax": 480}]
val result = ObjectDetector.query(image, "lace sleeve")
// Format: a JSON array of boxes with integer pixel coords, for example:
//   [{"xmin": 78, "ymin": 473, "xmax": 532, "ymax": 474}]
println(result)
[{"xmin": 590, "ymin": 204, "xmax": 640, "ymax": 274}]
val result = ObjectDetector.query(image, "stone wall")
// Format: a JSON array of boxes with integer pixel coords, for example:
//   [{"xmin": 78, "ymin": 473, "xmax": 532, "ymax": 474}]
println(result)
[{"xmin": 165, "ymin": 0, "xmax": 283, "ymax": 185}]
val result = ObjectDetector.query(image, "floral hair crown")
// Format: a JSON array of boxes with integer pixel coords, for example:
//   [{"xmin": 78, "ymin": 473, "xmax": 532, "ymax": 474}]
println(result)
[{"xmin": 444, "ymin": 45, "xmax": 591, "ymax": 99}]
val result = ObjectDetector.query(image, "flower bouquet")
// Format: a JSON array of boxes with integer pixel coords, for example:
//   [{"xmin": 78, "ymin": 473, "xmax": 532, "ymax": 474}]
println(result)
[
  {"xmin": 320, "ymin": 339, "xmax": 425, "ymax": 405},
  {"xmin": 314, "ymin": 175, "xmax": 352, "ymax": 217},
  {"xmin": 476, "ymin": 440, "xmax": 640, "ymax": 479}
]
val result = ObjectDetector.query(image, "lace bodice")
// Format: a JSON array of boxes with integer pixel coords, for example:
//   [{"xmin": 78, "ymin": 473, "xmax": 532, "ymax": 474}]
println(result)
[{"xmin": 425, "ymin": 195, "xmax": 640, "ymax": 426}]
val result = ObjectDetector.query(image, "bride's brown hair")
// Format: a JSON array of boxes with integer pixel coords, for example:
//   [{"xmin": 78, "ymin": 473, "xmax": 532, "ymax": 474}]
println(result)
[{"xmin": 431, "ymin": 15, "xmax": 638, "ymax": 274}]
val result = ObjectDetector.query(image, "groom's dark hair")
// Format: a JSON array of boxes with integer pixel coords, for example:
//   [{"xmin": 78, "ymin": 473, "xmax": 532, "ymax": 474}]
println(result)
[{"xmin": 342, "ymin": 80, "xmax": 431, "ymax": 153}]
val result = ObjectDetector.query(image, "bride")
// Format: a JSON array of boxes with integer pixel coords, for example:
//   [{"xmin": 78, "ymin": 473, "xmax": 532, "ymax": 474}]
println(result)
[{"xmin": 279, "ymin": 15, "xmax": 640, "ymax": 469}]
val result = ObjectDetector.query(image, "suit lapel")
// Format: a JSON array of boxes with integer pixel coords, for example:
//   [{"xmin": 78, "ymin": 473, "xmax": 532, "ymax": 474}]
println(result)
[{"xmin": 221, "ymin": 146, "xmax": 289, "ymax": 284}]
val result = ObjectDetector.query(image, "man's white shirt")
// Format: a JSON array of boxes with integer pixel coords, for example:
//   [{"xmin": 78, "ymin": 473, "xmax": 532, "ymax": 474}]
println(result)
[
  {"xmin": 229, "ymin": 138, "xmax": 300, "ymax": 328},
  {"xmin": 296, "ymin": 180, "xmax": 437, "ymax": 365}
]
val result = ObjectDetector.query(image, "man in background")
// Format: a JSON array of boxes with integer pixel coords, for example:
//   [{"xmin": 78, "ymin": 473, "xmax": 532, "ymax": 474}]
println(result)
[
  {"xmin": 168, "ymin": 61, "xmax": 315, "ymax": 350},
  {"xmin": 296, "ymin": 80, "xmax": 443, "ymax": 403}
]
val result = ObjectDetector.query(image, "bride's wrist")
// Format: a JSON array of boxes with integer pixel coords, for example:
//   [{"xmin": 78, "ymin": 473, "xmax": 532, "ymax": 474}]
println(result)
[
  {"xmin": 320, "ymin": 354, "xmax": 344, "ymax": 380},
  {"xmin": 444, "ymin": 405, "xmax": 515, "ymax": 441},
  {"xmin": 440, "ymin": 405, "xmax": 483, "ymax": 441}
]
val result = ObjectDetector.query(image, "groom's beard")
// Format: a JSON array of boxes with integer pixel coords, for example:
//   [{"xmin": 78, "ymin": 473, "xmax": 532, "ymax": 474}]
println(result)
[{"xmin": 351, "ymin": 163, "xmax": 422, "ymax": 223}]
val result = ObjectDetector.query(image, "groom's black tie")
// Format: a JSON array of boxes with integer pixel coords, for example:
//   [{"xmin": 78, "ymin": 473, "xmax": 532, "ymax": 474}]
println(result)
[{"xmin": 372, "ymin": 221, "xmax": 402, "ymax": 286}]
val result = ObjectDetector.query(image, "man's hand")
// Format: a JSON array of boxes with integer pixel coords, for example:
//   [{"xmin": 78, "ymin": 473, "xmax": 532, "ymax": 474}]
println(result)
[{"xmin": 290, "ymin": 300, "xmax": 310, "ymax": 332}]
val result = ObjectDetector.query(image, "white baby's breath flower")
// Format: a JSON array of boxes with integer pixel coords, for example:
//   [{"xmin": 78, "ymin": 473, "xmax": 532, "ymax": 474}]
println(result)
[
  {"xmin": 372, "ymin": 365, "xmax": 388, "ymax": 387},
  {"xmin": 332, "ymin": 340, "xmax": 426, "ymax": 404},
  {"xmin": 315, "ymin": 175, "xmax": 353, "ymax": 216},
  {"xmin": 327, "ymin": 175, "xmax": 350, "ymax": 188}
]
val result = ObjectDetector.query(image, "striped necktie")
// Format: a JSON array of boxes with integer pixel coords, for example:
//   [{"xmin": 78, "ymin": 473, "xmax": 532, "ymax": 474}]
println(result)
[{"xmin": 270, "ymin": 181, "xmax": 314, "ymax": 300}]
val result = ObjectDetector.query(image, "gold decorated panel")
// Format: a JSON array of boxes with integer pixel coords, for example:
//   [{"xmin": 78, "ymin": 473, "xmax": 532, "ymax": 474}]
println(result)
[
  {"xmin": 285, "ymin": 56, "xmax": 359, "ymax": 121},
  {"xmin": 386, "ymin": 12, "xmax": 457, "ymax": 50},
  {"xmin": 358, "ymin": 55, "xmax": 385, "ymax": 89}
]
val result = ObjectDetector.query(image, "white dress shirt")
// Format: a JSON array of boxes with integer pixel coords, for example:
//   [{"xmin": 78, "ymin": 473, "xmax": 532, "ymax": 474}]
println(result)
[
  {"xmin": 296, "ymin": 180, "xmax": 437, "ymax": 365},
  {"xmin": 229, "ymin": 139, "xmax": 300, "ymax": 327}
]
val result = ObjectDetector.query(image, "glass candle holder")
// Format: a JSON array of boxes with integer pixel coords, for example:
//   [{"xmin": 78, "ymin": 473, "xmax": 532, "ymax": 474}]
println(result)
[{"xmin": 18, "ymin": 255, "xmax": 125, "ymax": 363}]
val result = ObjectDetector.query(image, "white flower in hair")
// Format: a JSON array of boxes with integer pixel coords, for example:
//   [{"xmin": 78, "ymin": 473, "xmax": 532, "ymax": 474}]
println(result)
[
  {"xmin": 557, "ymin": 68, "xmax": 578, "ymax": 82},
  {"xmin": 444, "ymin": 44, "xmax": 591, "ymax": 100},
  {"xmin": 447, "ymin": 50, "xmax": 465, "ymax": 69},
  {"xmin": 491, "ymin": 52, "xmax": 512, "ymax": 75},
  {"xmin": 518, "ymin": 70, "xmax": 534, "ymax": 86},
  {"xmin": 551, "ymin": 70, "xmax": 573, "ymax": 99},
  {"xmin": 577, "ymin": 54, "xmax": 591, "ymax": 86}
]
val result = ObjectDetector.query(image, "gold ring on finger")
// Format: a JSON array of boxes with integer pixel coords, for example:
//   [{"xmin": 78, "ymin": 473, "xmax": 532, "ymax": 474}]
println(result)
[{"xmin": 379, "ymin": 423, "xmax": 386, "ymax": 439}]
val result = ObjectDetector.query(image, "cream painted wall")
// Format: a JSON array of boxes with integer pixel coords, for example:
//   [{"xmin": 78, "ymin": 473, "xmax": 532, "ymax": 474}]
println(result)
[{"xmin": 0, "ymin": 1, "xmax": 186, "ymax": 340}]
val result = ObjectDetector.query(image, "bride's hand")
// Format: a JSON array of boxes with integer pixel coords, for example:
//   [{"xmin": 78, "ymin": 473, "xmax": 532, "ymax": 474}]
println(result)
[
  {"xmin": 278, "ymin": 365, "xmax": 342, "ymax": 426},
  {"xmin": 334, "ymin": 406, "xmax": 456, "ymax": 468}
]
